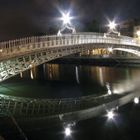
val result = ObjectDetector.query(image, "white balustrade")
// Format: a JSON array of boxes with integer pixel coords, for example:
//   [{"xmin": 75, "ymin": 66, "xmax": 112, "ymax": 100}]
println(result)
[{"xmin": 0, "ymin": 33, "xmax": 140, "ymax": 60}]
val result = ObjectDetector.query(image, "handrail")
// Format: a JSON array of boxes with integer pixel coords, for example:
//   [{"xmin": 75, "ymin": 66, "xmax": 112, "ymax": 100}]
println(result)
[{"xmin": 0, "ymin": 33, "xmax": 139, "ymax": 60}]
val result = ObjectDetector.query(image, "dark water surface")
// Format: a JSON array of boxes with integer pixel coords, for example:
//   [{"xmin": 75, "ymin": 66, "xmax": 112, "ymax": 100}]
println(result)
[
  {"xmin": 1, "ymin": 63, "xmax": 140, "ymax": 140},
  {"xmin": 1, "ymin": 63, "xmax": 140, "ymax": 99}
]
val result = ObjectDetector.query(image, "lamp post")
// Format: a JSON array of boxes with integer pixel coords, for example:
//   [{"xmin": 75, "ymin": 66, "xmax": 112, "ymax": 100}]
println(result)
[
  {"xmin": 104, "ymin": 20, "xmax": 120, "ymax": 37},
  {"xmin": 108, "ymin": 21, "xmax": 117, "ymax": 31},
  {"xmin": 136, "ymin": 30, "xmax": 140, "ymax": 44},
  {"xmin": 57, "ymin": 11, "xmax": 76, "ymax": 36},
  {"xmin": 136, "ymin": 30, "xmax": 140, "ymax": 37}
]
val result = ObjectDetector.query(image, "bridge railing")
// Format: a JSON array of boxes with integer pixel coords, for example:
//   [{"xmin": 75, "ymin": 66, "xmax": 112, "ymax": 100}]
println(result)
[{"xmin": 0, "ymin": 33, "xmax": 139, "ymax": 59}]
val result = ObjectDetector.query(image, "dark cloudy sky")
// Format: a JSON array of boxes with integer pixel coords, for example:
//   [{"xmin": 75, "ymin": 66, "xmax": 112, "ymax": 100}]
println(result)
[{"xmin": 0, "ymin": 0, "xmax": 140, "ymax": 40}]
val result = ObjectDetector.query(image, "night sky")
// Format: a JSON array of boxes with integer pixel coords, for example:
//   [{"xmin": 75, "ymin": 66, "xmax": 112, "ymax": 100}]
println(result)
[{"xmin": 0, "ymin": 0, "xmax": 140, "ymax": 40}]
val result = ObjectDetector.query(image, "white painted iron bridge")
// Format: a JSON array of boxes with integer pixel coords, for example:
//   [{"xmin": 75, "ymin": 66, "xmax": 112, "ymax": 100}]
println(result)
[
  {"xmin": 0, "ymin": 32, "xmax": 140, "ymax": 82},
  {"xmin": 0, "ymin": 32, "xmax": 140, "ymax": 121}
]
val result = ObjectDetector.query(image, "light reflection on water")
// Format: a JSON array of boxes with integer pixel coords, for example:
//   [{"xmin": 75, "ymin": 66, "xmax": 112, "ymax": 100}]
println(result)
[{"xmin": 1, "ymin": 63, "xmax": 140, "ymax": 98}]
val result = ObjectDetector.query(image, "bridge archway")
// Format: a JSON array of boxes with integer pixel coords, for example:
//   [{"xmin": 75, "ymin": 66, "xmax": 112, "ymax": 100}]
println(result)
[{"xmin": 111, "ymin": 47, "xmax": 140, "ymax": 56}]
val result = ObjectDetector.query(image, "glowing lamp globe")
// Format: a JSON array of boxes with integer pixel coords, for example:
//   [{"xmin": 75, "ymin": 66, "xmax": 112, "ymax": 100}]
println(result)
[
  {"xmin": 136, "ymin": 30, "xmax": 140, "ymax": 37},
  {"xmin": 108, "ymin": 47, "xmax": 113, "ymax": 53},
  {"xmin": 108, "ymin": 21, "xmax": 117, "ymax": 30},
  {"xmin": 62, "ymin": 13, "xmax": 71, "ymax": 24}
]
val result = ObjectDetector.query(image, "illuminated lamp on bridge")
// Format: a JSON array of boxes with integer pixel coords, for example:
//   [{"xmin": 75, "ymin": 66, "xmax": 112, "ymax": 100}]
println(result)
[
  {"xmin": 136, "ymin": 30, "xmax": 140, "ymax": 37},
  {"xmin": 136, "ymin": 30, "xmax": 140, "ymax": 43},
  {"xmin": 57, "ymin": 10, "xmax": 76, "ymax": 36},
  {"xmin": 104, "ymin": 19, "xmax": 120, "ymax": 37},
  {"xmin": 135, "ymin": 30, "xmax": 140, "ymax": 44},
  {"xmin": 108, "ymin": 47, "xmax": 113, "ymax": 54},
  {"xmin": 108, "ymin": 21, "xmax": 117, "ymax": 30}
]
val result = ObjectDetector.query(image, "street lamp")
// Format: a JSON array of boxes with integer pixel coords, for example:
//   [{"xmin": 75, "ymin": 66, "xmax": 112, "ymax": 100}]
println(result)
[
  {"xmin": 57, "ymin": 10, "xmax": 76, "ymax": 36},
  {"xmin": 104, "ymin": 20, "xmax": 120, "ymax": 37},
  {"xmin": 108, "ymin": 21, "xmax": 117, "ymax": 30},
  {"xmin": 137, "ymin": 30, "xmax": 140, "ymax": 44},
  {"xmin": 61, "ymin": 12, "xmax": 71, "ymax": 24},
  {"xmin": 136, "ymin": 30, "xmax": 140, "ymax": 37}
]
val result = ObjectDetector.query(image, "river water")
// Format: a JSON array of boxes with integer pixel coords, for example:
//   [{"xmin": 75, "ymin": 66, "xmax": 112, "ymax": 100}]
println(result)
[
  {"xmin": 1, "ymin": 62, "xmax": 140, "ymax": 140},
  {"xmin": 1, "ymin": 63, "xmax": 140, "ymax": 99}
]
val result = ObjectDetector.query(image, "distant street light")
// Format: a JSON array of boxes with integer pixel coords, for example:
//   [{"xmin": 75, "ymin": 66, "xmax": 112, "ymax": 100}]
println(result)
[{"xmin": 57, "ymin": 10, "xmax": 76, "ymax": 36}]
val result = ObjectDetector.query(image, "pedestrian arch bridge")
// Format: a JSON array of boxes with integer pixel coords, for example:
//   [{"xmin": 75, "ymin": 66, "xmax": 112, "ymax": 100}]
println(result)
[
  {"xmin": 0, "ymin": 32, "xmax": 140, "ymax": 122},
  {"xmin": 0, "ymin": 32, "xmax": 140, "ymax": 82}
]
